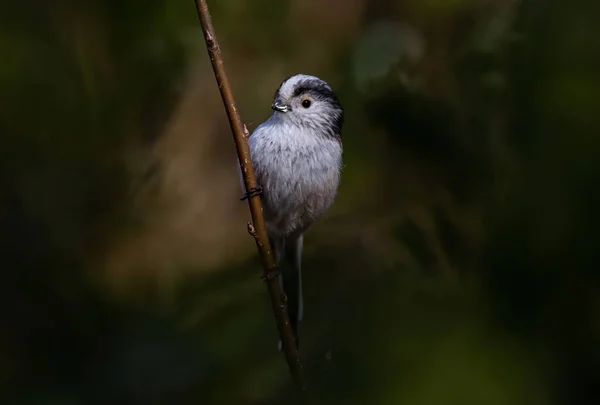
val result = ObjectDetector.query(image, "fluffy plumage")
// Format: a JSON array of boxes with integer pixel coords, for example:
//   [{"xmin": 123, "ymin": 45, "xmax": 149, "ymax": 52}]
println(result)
[{"xmin": 247, "ymin": 74, "xmax": 344, "ymax": 348}]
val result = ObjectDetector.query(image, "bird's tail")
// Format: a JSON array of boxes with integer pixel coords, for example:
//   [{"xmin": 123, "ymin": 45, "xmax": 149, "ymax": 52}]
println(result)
[{"xmin": 271, "ymin": 234, "xmax": 303, "ymax": 350}]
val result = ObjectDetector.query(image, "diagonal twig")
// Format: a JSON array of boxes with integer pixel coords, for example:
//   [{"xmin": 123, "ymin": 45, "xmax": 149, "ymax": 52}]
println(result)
[{"xmin": 193, "ymin": 0, "xmax": 306, "ymax": 390}]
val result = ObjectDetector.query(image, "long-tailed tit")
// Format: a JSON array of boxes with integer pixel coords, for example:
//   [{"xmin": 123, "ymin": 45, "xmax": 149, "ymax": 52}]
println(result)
[{"xmin": 244, "ymin": 74, "xmax": 344, "ymax": 348}]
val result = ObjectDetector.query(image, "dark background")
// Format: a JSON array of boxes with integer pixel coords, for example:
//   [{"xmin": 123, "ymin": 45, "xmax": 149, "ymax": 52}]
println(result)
[{"xmin": 1, "ymin": 0, "xmax": 599, "ymax": 404}]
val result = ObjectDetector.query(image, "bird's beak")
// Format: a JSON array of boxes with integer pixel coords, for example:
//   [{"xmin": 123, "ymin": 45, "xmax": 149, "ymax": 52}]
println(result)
[{"xmin": 271, "ymin": 100, "xmax": 290, "ymax": 113}]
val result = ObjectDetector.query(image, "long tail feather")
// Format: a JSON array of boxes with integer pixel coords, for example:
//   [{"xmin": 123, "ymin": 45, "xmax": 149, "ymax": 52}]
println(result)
[{"xmin": 272, "ymin": 234, "xmax": 304, "ymax": 350}]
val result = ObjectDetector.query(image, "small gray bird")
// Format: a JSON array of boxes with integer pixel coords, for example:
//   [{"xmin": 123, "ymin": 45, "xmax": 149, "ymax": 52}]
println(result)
[{"xmin": 246, "ymin": 74, "xmax": 344, "ymax": 349}]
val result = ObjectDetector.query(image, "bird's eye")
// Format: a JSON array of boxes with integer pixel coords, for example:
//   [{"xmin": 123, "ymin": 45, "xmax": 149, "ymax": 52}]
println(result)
[{"xmin": 301, "ymin": 98, "xmax": 312, "ymax": 108}]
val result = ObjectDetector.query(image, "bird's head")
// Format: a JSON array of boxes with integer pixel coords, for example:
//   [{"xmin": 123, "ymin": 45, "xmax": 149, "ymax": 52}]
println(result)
[{"xmin": 270, "ymin": 74, "xmax": 343, "ymax": 139}]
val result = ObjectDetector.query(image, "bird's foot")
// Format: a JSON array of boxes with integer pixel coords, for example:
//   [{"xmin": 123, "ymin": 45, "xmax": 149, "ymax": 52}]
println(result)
[
  {"xmin": 260, "ymin": 268, "xmax": 280, "ymax": 282},
  {"xmin": 240, "ymin": 185, "xmax": 263, "ymax": 201}
]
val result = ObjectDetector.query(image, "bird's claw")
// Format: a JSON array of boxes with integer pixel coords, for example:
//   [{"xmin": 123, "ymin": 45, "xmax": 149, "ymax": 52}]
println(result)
[
  {"xmin": 240, "ymin": 185, "xmax": 263, "ymax": 201},
  {"xmin": 260, "ymin": 268, "xmax": 280, "ymax": 282}
]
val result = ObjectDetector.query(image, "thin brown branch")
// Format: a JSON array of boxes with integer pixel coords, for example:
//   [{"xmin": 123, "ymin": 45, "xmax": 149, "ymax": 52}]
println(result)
[{"xmin": 193, "ymin": 0, "xmax": 306, "ymax": 390}]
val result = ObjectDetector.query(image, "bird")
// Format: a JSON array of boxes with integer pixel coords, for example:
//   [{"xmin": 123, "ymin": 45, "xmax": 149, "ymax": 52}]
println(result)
[{"xmin": 245, "ymin": 74, "xmax": 344, "ymax": 349}]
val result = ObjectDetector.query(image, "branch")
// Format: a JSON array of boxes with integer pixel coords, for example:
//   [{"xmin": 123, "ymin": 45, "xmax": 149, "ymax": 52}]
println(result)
[{"xmin": 193, "ymin": 0, "xmax": 306, "ymax": 390}]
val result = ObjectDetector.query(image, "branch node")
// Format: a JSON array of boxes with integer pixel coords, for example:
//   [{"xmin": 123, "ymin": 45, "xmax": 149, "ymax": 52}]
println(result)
[
  {"xmin": 205, "ymin": 30, "xmax": 215, "ymax": 48},
  {"xmin": 247, "ymin": 222, "xmax": 257, "ymax": 237}
]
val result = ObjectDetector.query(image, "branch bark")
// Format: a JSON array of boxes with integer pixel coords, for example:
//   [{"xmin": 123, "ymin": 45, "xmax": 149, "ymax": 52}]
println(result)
[{"xmin": 193, "ymin": 0, "xmax": 306, "ymax": 390}]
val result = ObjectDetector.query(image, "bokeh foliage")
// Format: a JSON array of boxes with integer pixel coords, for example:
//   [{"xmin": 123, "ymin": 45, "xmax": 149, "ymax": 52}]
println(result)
[{"xmin": 1, "ymin": 0, "xmax": 599, "ymax": 404}]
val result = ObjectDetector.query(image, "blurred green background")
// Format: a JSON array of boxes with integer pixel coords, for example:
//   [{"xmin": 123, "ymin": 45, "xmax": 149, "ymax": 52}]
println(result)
[{"xmin": 1, "ymin": 0, "xmax": 599, "ymax": 404}]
